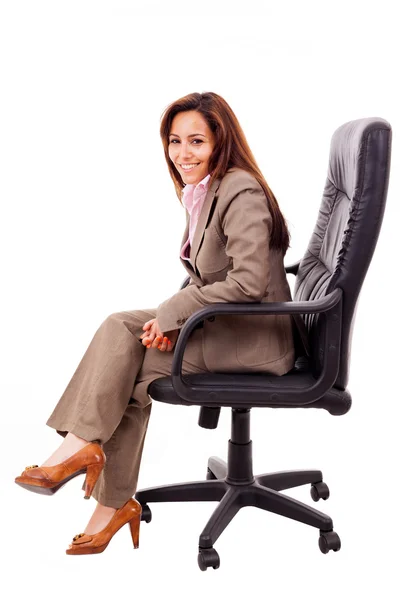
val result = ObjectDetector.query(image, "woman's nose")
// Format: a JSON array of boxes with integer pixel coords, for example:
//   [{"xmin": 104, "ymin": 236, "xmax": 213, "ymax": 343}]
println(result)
[{"xmin": 178, "ymin": 142, "xmax": 192, "ymax": 160}]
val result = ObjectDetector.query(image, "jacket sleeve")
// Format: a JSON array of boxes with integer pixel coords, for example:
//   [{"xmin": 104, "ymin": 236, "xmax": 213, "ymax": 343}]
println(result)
[{"xmin": 156, "ymin": 180, "xmax": 272, "ymax": 333}]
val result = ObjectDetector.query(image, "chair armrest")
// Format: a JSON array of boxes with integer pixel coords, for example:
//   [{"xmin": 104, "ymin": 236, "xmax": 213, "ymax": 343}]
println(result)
[
  {"xmin": 284, "ymin": 260, "xmax": 301, "ymax": 276},
  {"xmin": 170, "ymin": 288, "xmax": 343, "ymax": 407}
]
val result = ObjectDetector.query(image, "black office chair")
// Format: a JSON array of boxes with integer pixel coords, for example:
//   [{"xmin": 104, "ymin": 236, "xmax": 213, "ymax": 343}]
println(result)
[{"xmin": 135, "ymin": 117, "xmax": 392, "ymax": 571}]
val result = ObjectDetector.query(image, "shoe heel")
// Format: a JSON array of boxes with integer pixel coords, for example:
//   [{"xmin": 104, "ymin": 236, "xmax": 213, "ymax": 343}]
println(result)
[
  {"xmin": 84, "ymin": 463, "xmax": 103, "ymax": 499},
  {"xmin": 128, "ymin": 514, "xmax": 141, "ymax": 549}
]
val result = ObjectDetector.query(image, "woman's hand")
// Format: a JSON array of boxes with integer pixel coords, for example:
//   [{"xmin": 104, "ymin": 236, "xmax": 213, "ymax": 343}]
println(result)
[{"xmin": 139, "ymin": 318, "xmax": 179, "ymax": 352}]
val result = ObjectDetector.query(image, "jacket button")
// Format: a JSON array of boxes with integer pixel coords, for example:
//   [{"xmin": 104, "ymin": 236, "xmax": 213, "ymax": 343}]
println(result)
[{"xmin": 207, "ymin": 316, "xmax": 215, "ymax": 322}]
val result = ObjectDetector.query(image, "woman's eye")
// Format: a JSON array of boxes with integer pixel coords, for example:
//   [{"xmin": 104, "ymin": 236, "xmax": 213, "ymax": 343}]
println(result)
[{"xmin": 169, "ymin": 139, "xmax": 203, "ymax": 144}]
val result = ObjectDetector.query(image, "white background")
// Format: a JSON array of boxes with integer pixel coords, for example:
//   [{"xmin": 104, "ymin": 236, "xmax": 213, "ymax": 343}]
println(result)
[{"xmin": 1, "ymin": 0, "xmax": 399, "ymax": 597}]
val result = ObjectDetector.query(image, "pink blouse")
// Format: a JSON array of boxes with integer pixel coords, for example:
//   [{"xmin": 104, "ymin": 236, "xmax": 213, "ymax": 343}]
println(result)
[{"xmin": 180, "ymin": 173, "xmax": 211, "ymax": 266}]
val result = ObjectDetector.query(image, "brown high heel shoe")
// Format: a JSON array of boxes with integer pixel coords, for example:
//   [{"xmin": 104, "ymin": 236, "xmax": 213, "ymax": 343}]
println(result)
[
  {"xmin": 66, "ymin": 498, "xmax": 142, "ymax": 555},
  {"xmin": 14, "ymin": 442, "xmax": 106, "ymax": 499}
]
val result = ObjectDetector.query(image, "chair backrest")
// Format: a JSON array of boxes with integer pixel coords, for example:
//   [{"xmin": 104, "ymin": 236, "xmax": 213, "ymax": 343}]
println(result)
[{"xmin": 294, "ymin": 118, "xmax": 392, "ymax": 389}]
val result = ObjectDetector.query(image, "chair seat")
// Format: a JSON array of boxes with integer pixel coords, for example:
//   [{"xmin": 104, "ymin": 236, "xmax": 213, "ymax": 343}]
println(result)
[{"xmin": 146, "ymin": 358, "xmax": 351, "ymax": 416}]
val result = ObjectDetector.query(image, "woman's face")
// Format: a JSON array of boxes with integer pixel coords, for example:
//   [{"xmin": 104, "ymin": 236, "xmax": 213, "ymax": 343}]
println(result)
[{"xmin": 168, "ymin": 110, "xmax": 215, "ymax": 185}]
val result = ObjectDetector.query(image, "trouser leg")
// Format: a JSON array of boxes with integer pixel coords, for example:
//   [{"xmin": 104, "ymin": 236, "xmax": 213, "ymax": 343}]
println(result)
[
  {"xmin": 46, "ymin": 309, "xmax": 155, "ymax": 442},
  {"xmin": 90, "ymin": 402, "xmax": 152, "ymax": 508},
  {"xmin": 45, "ymin": 308, "xmax": 208, "ymax": 507}
]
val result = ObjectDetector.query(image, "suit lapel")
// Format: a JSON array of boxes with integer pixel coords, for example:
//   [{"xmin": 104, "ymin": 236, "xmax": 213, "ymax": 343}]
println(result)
[
  {"xmin": 179, "ymin": 211, "xmax": 198, "ymax": 281},
  {"xmin": 190, "ymin": 176, "xmax": 221, "ymax": 269},
  {"xmin": 179, "ymin": 175, "xmax": 222, "ymax": 282}
]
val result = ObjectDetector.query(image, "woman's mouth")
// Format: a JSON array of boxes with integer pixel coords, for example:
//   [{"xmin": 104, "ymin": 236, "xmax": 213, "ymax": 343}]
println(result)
[{"xmin": 180, "ymin": 163, "xmax": 200, "ymax": 173}]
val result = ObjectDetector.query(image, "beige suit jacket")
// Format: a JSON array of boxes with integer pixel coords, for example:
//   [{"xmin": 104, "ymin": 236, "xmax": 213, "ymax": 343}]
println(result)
[{"xmin": 157, "ymin": 167, "xmax": 309, "ymax": 376}]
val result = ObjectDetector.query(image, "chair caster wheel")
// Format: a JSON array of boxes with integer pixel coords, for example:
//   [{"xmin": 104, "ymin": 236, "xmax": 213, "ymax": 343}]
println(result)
[
  {"xmin": 319, "ymin": 530, "xmax": 341, "ymax": 554},
  {"xmin": 206, "ymin": 468, "xmax": 217, "ymax": 480},
  {"xmin": 311, "ymin": 481, "xmax": 330, "ymax": 501},
  {"xmin": 140, "ymin": 504, "xmax": 152, "ymax": 523},
  {"xmin": 198, "ymin": 547, "xmax": 220, "ymax": 571}
]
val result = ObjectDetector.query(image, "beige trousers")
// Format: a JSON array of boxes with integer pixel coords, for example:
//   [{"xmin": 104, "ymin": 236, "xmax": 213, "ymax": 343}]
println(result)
[{"xmin": 45, "ymin": 309, "xmax": 208, "ymax": 508}]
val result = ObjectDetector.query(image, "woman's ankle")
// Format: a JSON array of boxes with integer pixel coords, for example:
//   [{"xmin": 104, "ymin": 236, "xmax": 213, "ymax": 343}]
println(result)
[
  {"xmin": 83, "ymin": 503, "xmax": 117, "ymax": 535},
  {"xmin": 64, "ymin": 432, "xmax": 90, "ymax": 446},
  {"xmin": 95, "ymin": 502, "xmax": 117, "ymax": 514},
  {"xmin": 41, "ymin": 432, "xmax": 91, "ymax": 467}
]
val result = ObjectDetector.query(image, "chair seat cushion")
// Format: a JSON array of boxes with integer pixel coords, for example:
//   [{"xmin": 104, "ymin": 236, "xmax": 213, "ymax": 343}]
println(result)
[{"xmin": 146, "ymin": 358, "xmax": 351, "ymax": 416}]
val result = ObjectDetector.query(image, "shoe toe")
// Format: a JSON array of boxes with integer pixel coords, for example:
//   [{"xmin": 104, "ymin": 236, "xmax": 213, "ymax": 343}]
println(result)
[
  {"xmin": 16, "ymin": 467, "xmax": 50, "ymax": 482},
  {"xmin": 66, "ymin": 533, "xmax": 94, "ymax": 554},
  {"xmin": 71, "ymin": 533, "xmax": 94, "ymax": 545}
]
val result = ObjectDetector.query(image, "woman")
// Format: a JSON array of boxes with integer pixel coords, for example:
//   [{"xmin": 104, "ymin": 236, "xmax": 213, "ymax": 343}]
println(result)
[{"xmin": 15, "ymin": 92, "xmax": 309, "ymax": 555}]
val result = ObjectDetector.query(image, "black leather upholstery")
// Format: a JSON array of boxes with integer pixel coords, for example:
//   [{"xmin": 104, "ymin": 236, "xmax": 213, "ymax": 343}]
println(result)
[{"xmin": 295, "ymin": 118, "xmax": 392, "ymax": 389}]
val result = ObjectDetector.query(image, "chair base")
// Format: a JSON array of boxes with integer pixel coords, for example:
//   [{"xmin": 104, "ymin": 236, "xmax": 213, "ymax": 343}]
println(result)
[
  {"xmin": 135, "ymin": 409, "xmax": 341, "ymax": 569},
  {"xmin": 136, "ymin": 460, "xmax": 335, "ymax": 547}
]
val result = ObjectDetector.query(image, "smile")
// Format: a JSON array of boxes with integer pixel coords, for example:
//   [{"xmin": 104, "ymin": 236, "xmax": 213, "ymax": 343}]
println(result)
[{"xmin": 180, "ymin": 163, "xmax": 200, "ymax": 172}]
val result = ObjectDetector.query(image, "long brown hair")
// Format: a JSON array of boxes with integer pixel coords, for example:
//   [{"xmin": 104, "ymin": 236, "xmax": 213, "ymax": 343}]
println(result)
[{"xmin": 159, "ymin": 91, "xmax": 290, "ymax": 253}]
